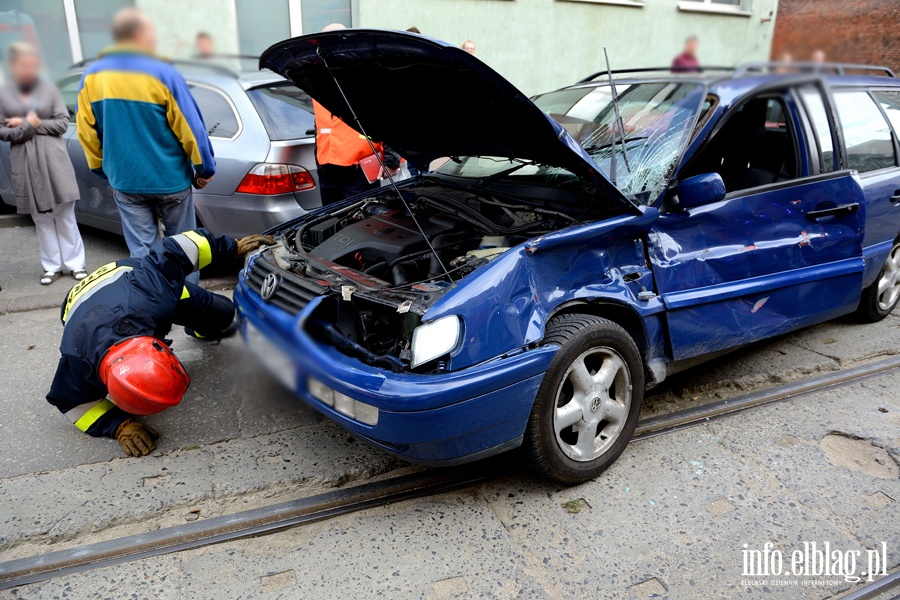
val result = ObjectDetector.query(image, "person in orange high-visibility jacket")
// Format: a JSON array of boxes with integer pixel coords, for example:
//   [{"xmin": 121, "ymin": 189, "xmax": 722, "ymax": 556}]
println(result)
[
  {"xmin": 313, "ymin": 23, "xmax": 401, "ymax": 205},
  {"xmin": 313, "ymin": 99, "xmax": 400, "ymax": 205}
]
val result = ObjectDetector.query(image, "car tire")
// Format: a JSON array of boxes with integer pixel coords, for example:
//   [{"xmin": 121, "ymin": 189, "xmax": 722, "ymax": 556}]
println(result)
[
  {"xmin": 524, "ymin": 313, "xmax": 644, "ymax": 485},
  {"xmin": 856, "ymin": 240, "xmax": 900, "ymax": 323}
]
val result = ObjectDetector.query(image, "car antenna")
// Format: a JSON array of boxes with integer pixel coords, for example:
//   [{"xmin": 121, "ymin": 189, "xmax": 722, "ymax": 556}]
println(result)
[
  {"xmin": 603, "ymin": 47, "xmax": 631, "ymax": 187},
  {"xmin": 316, "ymin": 45, "xmax": 454, "ymax": 283}
]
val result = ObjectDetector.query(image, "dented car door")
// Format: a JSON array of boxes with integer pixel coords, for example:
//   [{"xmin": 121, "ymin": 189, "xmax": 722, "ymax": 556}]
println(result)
[{"xmin": 649, "ymin": 89, "xmax": 866, "ymax": 361}]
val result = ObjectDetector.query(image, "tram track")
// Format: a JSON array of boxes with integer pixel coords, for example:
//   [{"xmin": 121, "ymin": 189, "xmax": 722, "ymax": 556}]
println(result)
[{"xmin": 2, "ymin": 355, "xmax": 899, "ymax": 591}]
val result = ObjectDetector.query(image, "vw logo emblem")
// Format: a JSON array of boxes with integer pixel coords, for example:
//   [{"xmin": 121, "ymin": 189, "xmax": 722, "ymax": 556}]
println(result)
[
  {"xmin": 260, "ymin": 272, "xmax": 282, "ymax": 302},
  {"xmin": 590, "ymin": 397, "xmax": 602, "ymax": 412}
]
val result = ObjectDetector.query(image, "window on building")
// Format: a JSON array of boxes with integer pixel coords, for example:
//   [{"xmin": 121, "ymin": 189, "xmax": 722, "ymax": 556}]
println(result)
[
  {"xmin": 189, "ymin": 84, "xmax": 240, "ymax": 139},
  {"xmin": 798, "ymin": 86, "xmax": 836, "ymax": 173},
  {"xmin": 301, "ymin": 0, "xmax": 351, "ymax": 34},
  {"xmin": 236, "ymin": 0, "xmax": 290, "ymax": 70},
  {"xmin": 681, "ymin": 95, "xmax": 799, "ymax": 193},
  {"xmin": 872, "ymin": 90, "xmax": 900, "ymax": 142},
  {"xmin": 246, "ymin": 83, "xmax": 316, "ymax": 141},
  {"xmin": 0, "ymin": 0, "xmax": 73, "ymax": 79},
  {"xmin": 75, "ymin": 0, "xmax": 134, "ymax": 60},
  {"xmin": 677, "ymin": 0, "xmax": 751, "ymax": 14},
  {"xmin": 834, "ymin": 90, "xmax": 897, "ymax": 173}
]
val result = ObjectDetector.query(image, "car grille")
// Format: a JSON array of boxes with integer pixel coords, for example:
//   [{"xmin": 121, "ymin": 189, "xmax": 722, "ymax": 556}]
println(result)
[{"xmin": 245, "ymin": 255, "xmax": 323, "ymax": 315}]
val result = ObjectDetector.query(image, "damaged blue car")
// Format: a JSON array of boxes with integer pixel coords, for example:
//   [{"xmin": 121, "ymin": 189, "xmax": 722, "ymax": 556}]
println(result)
[{"xmin": 234, "ymin": 29, "xmax": 900, "ymax": 483}]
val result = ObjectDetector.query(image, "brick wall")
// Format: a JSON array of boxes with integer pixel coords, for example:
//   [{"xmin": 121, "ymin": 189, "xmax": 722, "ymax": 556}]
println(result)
[{"xmin": 771, "ymin": 0, "xmax": 899, "ymax": 73}]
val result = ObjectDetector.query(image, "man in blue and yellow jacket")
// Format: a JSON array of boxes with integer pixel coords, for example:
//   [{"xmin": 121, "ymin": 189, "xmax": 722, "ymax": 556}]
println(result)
[{"xmin": 75, "ymin": 8, "xmax": 215, "ymax": 264}]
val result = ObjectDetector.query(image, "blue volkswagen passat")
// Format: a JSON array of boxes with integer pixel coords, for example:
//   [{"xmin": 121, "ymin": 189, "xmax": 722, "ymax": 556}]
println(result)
[{"xmin": 235, "ymin": 30, "xmax": 900, "ymax": 483}]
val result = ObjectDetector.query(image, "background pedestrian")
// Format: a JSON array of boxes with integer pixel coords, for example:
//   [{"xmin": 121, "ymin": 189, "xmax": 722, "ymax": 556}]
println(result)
[
  {"xmin": 671, "ymin": 35, "xmax": 700, "ymax": 73},
  {"xmin": 462, "ymin": 40, "xmax": 476, "ymax": 55},
  {"xmin": 0, "ymin": 42, "xmax": 85, "ymax": 285},
  {"xmin": 195, "ymin": 32, "xmax": 214, "ymax": 59}
]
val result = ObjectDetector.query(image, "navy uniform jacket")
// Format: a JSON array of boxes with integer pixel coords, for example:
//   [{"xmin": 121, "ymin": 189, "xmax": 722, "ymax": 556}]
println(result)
[{"xmin": 47, "ymin": 229, "xmax": 237, "ymax": 438}]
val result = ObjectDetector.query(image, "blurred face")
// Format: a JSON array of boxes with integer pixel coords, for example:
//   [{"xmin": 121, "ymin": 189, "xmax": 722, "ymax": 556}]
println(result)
[
  {"xmin": 463, "ymin": 41, "xmax": 475, "ymax": 55},
  {"xmin": 685, "ymin": 38, "xmax": 698, "ymax": 56},
  {"xmin": 10, "ymin": 52, "xmax": 40, "ymax": 87},
  {"xmin": 196, "ymin": 36, "xmax": 213, "ymax": 57},
  {"xmin": 133, "ymin": 18, "xmax": 157, "ymax": 53},
  {"xmin": 812, "ymin": 50, "xmax": 826, "ymax": 63}
]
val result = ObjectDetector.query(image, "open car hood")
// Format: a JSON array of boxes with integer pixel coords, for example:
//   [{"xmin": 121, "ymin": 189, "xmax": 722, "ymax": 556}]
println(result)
[{"xmin": 260, "ymin": 29, "xmax": 637, "ymax": 213}]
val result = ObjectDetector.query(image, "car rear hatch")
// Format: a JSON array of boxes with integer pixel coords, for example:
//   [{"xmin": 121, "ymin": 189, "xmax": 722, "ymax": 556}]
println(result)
[{"xmin": 244, "ymin": 81, "xmax": 319, "ymax": 208}]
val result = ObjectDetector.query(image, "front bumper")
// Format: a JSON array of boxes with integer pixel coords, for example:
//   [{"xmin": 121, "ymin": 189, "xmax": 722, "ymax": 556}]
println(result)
[{"xmin": 233, "ymin": 276, "xmax": 557, "ymax": 465}]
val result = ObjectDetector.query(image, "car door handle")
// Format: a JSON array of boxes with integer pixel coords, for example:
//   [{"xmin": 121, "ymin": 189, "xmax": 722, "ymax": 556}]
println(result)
[
  {"xmin": 891, "ymin": 191, "xmax": 900, "ymax": 203},
  {"xmin": 807, "ymin": 203, "xmax": 859, "ymax": 220}
]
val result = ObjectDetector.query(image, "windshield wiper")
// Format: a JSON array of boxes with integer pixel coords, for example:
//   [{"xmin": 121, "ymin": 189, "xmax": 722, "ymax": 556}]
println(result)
[
  {"xmin": 583, "ymin": 136, "xmax": 648, "ymax": 153},
  {"xmin": 484, "ymin": 159, "xmax": 541, "ymax": 181},
  {"xmin": 603, "ymin": 48, "xmax": 631, "ymax": 186}
]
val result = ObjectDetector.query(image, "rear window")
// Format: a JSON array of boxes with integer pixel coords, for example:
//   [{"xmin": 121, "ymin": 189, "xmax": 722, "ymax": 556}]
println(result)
[
  {"xmin": 247, "ymin": 84, "xmax": 316, "ymax": 141},
  {"xmin": 833, "ymin": 90, "xmax": 897, "ymax": 173}
]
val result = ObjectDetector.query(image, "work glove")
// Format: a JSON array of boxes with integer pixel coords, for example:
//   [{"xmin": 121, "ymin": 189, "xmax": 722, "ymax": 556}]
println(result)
[
  {"xmin": 236, "ymin": 235, "xmax": 276, "ymax": 257},
  {"xmin": 115, "ymin": 419, "xmax": 160, "ymax": 457}
]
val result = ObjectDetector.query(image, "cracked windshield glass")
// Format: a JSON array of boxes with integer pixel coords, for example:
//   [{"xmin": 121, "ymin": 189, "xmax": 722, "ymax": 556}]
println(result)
[{"xmin": 439, "ymin": 82, "xmax": 704, "ymax": 204}]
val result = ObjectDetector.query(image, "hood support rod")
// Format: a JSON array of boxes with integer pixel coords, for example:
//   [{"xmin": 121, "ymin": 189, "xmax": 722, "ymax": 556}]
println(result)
[{"xmin": 316, "ymin": 45, "xmax": 454, "ymax": 283}]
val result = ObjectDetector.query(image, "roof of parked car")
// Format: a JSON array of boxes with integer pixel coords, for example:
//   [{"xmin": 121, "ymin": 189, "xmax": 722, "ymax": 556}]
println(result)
[{"xmin": 562, "ymin": 63, "xmax": 900, "ymax": 112}]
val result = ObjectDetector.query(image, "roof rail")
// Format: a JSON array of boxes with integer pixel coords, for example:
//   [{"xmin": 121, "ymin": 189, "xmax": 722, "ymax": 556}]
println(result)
[
  {"xmin": 68, "ymin": 56, "xmax": 255, "ymax": 78},
  {"xmin": 734, "ymin": 61, "xmax": 896, "ymax": 78},
  {"xmin": 578, "ymin": 66, "xmax": 735, "ymax": 83}
]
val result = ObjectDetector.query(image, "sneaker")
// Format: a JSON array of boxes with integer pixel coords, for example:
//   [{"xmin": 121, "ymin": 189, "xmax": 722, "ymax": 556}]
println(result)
[
  {"xmin": 40, "ymin": 271, "xmax": 60, "ymax": 285},
  {"xmin": 72, "ymin": 269, "xmax": 88, "ymax": 281}
]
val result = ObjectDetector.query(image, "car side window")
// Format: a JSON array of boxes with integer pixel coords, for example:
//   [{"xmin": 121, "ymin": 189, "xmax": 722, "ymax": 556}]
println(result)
[
  {"xmin": 833, "ymin": 90, "xmax": 897, "ymax": 173},
  {"xmin": 872, "ymin": 90, "xmax": 900, "ymax": 143},
  {"xmin": 797, "ymin": 86, "xmax": 835, "ymax": 173},
  {"xmin": 681, "ymin": 94, "xmax": 799, "ymax": 194},
  {"xmin": 188, "ymin": 84, "xmax": 240, "ymax": 139},
  {"xmin": 57, "ymin": 74, "xmax": 82, "ymax": 123}
]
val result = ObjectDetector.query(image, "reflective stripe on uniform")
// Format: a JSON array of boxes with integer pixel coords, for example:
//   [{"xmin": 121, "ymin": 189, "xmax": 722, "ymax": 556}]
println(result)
[
  {"xmin": 62, "ymin": 263, "xmax": 133, "ymax": 324},
  {"xmin": 180, "ymin": 231, "xmax": 212, "ymax": 269},
  {"xmin": 66, "ymin": 398, "xmax": 116, "ymax": 432},
  {"xmin": 180, "ymin": 285, "xmax": 190, "ymax": 300}
]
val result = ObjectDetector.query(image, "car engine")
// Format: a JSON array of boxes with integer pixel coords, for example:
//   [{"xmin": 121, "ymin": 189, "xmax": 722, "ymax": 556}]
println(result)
[{"xmin": 268, "ymin": 183, "xmax": 585, "ymax": 371}]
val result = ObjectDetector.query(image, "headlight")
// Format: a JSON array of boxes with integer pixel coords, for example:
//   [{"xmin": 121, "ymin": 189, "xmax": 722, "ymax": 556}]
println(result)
[{"xmin": 410, "ymin": 315, "xmax": 461, "ymax": 368}]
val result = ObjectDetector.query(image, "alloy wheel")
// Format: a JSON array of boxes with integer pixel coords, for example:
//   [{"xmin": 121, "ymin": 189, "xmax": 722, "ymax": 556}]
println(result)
[
  {"xmin": 553, "ymin": 346, "xmax": 633, "ymax": 462},
  {"xmin": 876, "ymin": 244, "xmax": 900, "ymax": 311}
]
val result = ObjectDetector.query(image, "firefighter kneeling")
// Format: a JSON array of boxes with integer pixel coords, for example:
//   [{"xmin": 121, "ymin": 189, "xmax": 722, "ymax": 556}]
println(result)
[{"xmin": 46, "ymin": 229, "xmax": 274, "ymax": 456}]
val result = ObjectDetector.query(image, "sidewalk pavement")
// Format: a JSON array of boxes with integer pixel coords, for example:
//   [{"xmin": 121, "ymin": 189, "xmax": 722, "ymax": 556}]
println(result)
[{"xmin": 0, "ymin": 215, "xmax": 236, "ymax": 315}]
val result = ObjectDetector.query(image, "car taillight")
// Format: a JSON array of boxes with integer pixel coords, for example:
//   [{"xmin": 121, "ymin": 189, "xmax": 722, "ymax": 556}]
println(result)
[{"xmin": 236, "ymin": 164, "xmax": 316, "ymax": 195}]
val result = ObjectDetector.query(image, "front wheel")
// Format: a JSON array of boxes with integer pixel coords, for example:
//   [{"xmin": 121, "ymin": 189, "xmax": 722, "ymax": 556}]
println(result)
[
  {"xmin": 525, "ymin": 314, "xmax": 644, "ymax": 485},
  {"xmin": 857, "ymin": 241, "xmax": 900, "ymax": 322}
]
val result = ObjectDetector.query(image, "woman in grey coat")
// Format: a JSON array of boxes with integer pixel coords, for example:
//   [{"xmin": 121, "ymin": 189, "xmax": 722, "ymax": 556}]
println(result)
[{"xmin": 0, "ymin": 43, "xmax": 85, "ymax": 285}]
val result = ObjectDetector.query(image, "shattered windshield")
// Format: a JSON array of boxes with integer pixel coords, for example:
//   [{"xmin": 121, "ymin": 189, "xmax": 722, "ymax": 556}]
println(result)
[
  {"xmin": 534, "ymin": 82, "xmax": 705, "ymax": 201},
  {"xmin": 438, "ymin": 82, "xmax": 704, "ymax": 205}
]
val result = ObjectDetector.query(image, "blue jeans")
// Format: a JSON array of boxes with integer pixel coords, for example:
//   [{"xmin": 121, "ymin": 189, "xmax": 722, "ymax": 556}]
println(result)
[{"xmin": 113, "ymin": 187, "xmax": 199, "ymax": 284}]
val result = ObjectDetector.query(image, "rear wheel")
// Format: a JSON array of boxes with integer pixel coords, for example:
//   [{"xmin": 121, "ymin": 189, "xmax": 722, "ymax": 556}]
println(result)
[
  {"xmin": 525, "ymin": 314, "xmax": 644, "ymax": 485},
  {"xmin": 857, "ymin": 241, "xmax": 900, "ymax": 322}
]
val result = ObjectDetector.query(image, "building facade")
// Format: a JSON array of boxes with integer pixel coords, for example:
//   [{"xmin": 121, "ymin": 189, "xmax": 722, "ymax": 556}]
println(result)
[
  {"xmin": 2, "ymin": 0, "xmax": 778, "ymax": 95},
  {"xmin": 771, "ymin": 0, "xmax": 899, "ymax": 74}
]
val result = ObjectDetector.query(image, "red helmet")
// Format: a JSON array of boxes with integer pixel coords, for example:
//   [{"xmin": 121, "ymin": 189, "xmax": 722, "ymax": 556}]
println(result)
[{"xmin": 99, "ymin": 337, "xmax": 190, "ymax": 415}]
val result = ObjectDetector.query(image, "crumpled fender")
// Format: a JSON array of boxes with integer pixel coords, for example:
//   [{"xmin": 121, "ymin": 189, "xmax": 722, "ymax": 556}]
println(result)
[{"xmin": 425, "ymin": 207, "xmax": 665, "ymax": 370}]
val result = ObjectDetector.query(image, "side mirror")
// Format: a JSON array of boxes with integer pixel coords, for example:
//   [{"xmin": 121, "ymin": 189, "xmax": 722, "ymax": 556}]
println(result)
[{"xmin": 676, "ymin": 173, "xmax": 726, "ymax": 210}]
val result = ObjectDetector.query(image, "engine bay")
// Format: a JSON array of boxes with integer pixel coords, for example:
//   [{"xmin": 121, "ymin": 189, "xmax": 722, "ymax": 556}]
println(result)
[
  {"xmin": 265, "ymin": 182, "xmax": 591, "ymax": 371},
  {"xmin": 294, "ymin": 183, "xmax": 586, "ymax": 287}
]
